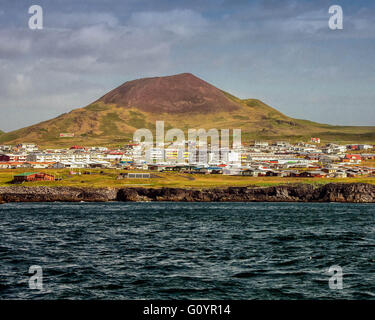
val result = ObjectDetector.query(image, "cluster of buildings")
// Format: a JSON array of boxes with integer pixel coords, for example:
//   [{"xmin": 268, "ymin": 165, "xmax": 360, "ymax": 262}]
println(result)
[{"xmin": 0, "ymin": 140, "xmax": 374, "ymax": 180}]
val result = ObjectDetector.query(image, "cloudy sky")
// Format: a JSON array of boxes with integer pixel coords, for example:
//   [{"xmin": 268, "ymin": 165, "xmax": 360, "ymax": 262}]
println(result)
[{"xmin": 0, "ymin": 0, "xmax": 374, "ymax": 132}]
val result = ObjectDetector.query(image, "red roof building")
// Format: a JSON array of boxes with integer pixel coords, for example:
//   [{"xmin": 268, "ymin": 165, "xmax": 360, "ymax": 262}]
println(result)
[
  {"xmin": 13, "ymin": 172, "xmax": 55, "ymax": 183},
  {"xmin": 345, "ymin": 154, "xmax": 362, "ymax": 162},
  {"xmin": 70, "ymin": 145, "xmax": 85, "ymax": 150}
]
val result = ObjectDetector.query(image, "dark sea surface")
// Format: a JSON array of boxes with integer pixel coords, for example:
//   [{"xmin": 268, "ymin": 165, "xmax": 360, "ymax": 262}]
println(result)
[{"xmin": 0, "ymin": 202, "xmax": 374, "ymax": 300}]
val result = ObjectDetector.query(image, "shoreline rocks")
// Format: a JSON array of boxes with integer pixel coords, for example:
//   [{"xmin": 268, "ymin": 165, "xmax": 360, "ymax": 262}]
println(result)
[
  {"xmin": 0, "ymin": 186, "xmax": 118, "ymax": 203},
  {"xmin": 0, "ymin": 183, "xmax": 375, "ymax": 203}
]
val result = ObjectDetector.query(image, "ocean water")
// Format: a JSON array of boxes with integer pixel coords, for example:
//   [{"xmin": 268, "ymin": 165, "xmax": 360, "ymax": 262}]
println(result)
[{"xmin": 0, "ymin": 202, "xmax": 374, "ymax": 300}]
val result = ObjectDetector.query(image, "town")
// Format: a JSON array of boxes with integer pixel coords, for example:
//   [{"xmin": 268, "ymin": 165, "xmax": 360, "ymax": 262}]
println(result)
[{"xmin": 0, "ymin": 138, "xmax": 374, "ymax": 184}]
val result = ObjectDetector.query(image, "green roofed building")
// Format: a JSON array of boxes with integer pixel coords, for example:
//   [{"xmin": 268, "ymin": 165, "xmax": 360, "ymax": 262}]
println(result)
[
  {"xmin": 14, "ymin": 172, "xmax": 39, "ymax": 177},
  {"xmin": 13, "ymin": 172, "xmax": 55, "ymax": 182}
]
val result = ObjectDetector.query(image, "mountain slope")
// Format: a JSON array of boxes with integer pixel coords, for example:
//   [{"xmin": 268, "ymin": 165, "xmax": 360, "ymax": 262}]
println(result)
[{"xmin": 0, "ymin": 73, "xmax": 374, "ymax": 147}]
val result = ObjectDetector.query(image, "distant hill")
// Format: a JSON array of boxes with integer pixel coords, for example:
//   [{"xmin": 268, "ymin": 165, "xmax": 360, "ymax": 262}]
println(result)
[
  {"xmin": 0, "ymin": 73, "xmax": 374, "ymax": 147},
  {"xmin": 0, "ymin": 130, "xmax": 3, "ymax": 135}
]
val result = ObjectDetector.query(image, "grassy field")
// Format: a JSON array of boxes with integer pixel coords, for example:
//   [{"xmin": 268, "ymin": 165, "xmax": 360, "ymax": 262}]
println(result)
[{"xmin": 1, "ymin": 169, "xmax": 374, "ymax": 189}]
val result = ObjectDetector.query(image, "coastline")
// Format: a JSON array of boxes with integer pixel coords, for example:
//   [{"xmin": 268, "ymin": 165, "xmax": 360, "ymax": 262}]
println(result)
[{"xmin": 1, "ymin": 183, "xmax": 375, "ymax": 203}]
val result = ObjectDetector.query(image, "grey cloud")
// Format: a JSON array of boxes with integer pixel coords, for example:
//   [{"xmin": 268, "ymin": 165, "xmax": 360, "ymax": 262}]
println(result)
[
  {"xmin": 47, "ymin": 12, "xmax": 120, "ymax": 28},
  {"xmin": 0, "ymin": 1, "xmax": 375, "ymax": 131},
  {"xmin": 129, "ymin": 9, "xmax": 208, "ymax": 36}
]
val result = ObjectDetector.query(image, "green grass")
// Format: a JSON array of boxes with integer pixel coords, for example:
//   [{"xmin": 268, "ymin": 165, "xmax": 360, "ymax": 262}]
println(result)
[
  {"xmin": 1, "ymin": 169, "xmax": 374, "ymax": 189},
  {"xmin": 0, "ymin": 132, "xmax": 20, "ymax": 143},
  {"xmin": 127, "ymin": 111, "xmax": 147, "ymax": 128},
  {"xmin": 85, "ymin": 102, "xmax": 111, "ymax": 112},
  {"xmin": 233, "ymin": 115, "xmax": 250, "ymax": 120},
  {"xmin": 99, "ymin": 112, "xmax": 123, "ymax": 136}
]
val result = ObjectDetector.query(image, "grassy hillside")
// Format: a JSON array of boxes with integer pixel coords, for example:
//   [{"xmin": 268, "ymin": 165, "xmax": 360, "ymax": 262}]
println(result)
[
  {"xmin": 0, "ymin": 73, "xmax": 374, "ymax": 147},
  {"xmin": 1, "ymin": 98, "xmax": 374, "ymax": 148}
]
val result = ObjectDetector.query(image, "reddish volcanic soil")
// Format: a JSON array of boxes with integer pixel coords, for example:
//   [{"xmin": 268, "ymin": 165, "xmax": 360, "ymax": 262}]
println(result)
[{"xmin": 97, "ymin": 73, "xmax": 241, "ymax": 114}]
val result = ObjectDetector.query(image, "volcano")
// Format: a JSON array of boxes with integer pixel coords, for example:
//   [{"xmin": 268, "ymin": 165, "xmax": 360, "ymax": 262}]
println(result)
[
  {"xmin": 98, "ymin": 73, "xmax": 240, "ymax": 114},
  {"xmin": 0, "ymin": 73, "xmax": 374, "ymax": 147}
]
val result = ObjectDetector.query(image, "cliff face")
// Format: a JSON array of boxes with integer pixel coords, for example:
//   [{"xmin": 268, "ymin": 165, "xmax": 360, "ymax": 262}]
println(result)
[
  {"xmin": 1, "ymin": 183, "xmax": 375, "ymax": 204},
  {"xmin": 0, "ymin": 186, "xmax": 118, "ymax": 203},
  {"xmin": 312, "ymin": 183, "xmax": 375, "ymax": 203},
  {"xmin": 117, "ymin": 183, "xmax": 375, "ymax": 203}
]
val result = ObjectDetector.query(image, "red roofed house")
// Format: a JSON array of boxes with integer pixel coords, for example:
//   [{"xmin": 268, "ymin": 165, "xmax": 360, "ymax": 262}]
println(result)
[
  {"xmin": 70, "ymin": 145, "xmax": 85, "ymax": 150},
  {"xmin": 13, "ymin": 172, "xmax": 55, "ymax": 183},
  {"xmin": 344, "ymin": 154, "xmax": 362, "ymax": 163}
]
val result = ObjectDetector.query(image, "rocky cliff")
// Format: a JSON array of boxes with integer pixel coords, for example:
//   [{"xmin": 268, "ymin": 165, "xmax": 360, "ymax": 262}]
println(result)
[
  {"xmin": 0, "ymin": 186, "xmax": 118, "ymax": 203},
  {"xmin": 117, "ymin": 183, "xmax": 375, "ymax": 202},
  {"xmin": 1, "ymin": 183, "xmax": 375, "ymax": 204}
]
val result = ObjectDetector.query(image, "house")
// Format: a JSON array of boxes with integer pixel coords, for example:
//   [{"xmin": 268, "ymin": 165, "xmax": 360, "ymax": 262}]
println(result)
[
  {"xmin": 88, "ymin": 161, "xmax": 110, "ymax": 168},
  {"xmin": 0, "ymin": 154, "xmax": 10, "ymax": 162},
  {"xmin": 223, "ymin": 168, "xmax": 242, "ymax": 175},
  {"xmin": 362, "ymin": 154, "xmax": 375, "ymax": 160},
  {"xmin": 344, "ymin": 154, "xmax": 362, "ymax": 163},
  {"xmin": 299, "ymin": 170, "xmax": 327, "ymax": 178},
  {"xmin": 16, "ymin": 143, "xmax": 38, "ymax": 152},
  {"xmin": 191, "ymin": 167, "xmax": 211, "ymax": 174},
  {"xmin": 0, "ymin": 162, "xmax": 30, "ymax": 169},
  {"xmin": 1, "ymin": 153, "xmax": 27, "ymax": 162},
  {"xmin": 105, "ymin": 151, "xmax": 124, "ymax": 160},
  {"xmin": 70, "ymin": 145, "xmax": 85, "ymax": 150},
  {"xmin": 26, "ymin": 162, "xmax": 55, "ymax": 169},
  {"xmin": 274, "ymin": 141, "xmax": 290, "ymax": 147},
  {"xmin": 282, "ymin": 170, "xmax": 300, "ymax": 177},
  {"xmin": 346, "ymin": 170, "xmax": 359, "ymax": 178},
  {"xmin": 265, "ymin": 170, "xmax": 283, "ymax": 177},
  {"xmin": 305, "ymin": 154, "xmax": 321, "ymax": 161},
  {"xmin": 322, "ymin": 167, "xmax": 338, "ymax": 174},
  {"xmin": 147, "ymin": 165, "xmax": 180, "ymax": 172},
  {"xmin": 320, "ymin": 155, "xmax": 340, "ymax": 164},
  {"xmin": 205, "ymin": 167, "xmax": 223, "ymax": 174},
  {"xmin": 241, "ymin": 169, "xmax": 258, "ymax": 176},
  {"xmin": 13, "ymin": 172, "xmax": 55, "ymax": 183},
  {"xmin": 0, "ymin": 145, "xmax": 12, "ymax": 152},
  {"xmin": 254, "ymin": 141, "xmax": 269, "ymax": 148},
  {"xmin": 334, "ymin": 170, "xmax": 347, "ymax": 178},
  {"xmin": 52, "ymin": 161, "xmax": 88, "ymax": 169}
]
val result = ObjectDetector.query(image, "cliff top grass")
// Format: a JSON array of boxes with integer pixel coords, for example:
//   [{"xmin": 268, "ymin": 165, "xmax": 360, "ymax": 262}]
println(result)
[{"xmin": 0, "ymin": 169, "xmax": 375, "ymax": 189}]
